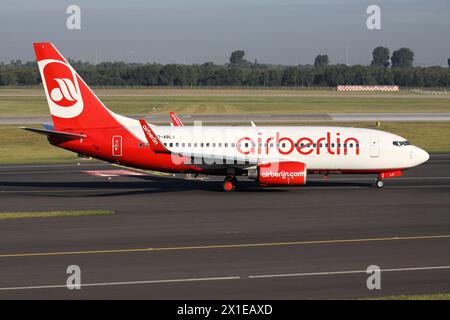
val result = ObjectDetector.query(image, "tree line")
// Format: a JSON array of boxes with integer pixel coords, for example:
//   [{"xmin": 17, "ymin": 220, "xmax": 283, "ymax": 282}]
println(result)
[{"xmin": 1, "ymin": 48, "xmax": 449, "ymax": 87}]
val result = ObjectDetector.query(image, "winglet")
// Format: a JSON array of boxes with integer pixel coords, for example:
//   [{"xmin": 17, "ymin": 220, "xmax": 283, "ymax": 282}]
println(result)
[
  {"xmin": 169, "ymin": 112, "xmax": 184, "ymax": 126},
  {"xmin": 138, "ymin": 119, "xmax": 170, "ymax": 153}
]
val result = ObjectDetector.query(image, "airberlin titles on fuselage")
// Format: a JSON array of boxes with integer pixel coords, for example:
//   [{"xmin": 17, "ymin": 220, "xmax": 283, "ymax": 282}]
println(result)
[{"xmin": 236, "ymin": 131, "xmax": 360, "ymax": 156}]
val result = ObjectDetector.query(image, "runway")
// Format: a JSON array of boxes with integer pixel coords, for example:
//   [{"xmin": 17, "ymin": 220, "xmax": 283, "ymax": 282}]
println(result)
[
  {"xmin": 0, "ymin": 155, "xmax": 449, "ymax": 299},
  {"xmin": 1, "ymin": 112, "xmax": 450, "ymax": 125}
]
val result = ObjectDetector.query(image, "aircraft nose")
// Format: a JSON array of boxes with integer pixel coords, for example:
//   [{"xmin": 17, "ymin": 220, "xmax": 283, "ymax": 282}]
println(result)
[{"xmin": 415, "ymin": 147, "xmax": 430, "ymax": 165}]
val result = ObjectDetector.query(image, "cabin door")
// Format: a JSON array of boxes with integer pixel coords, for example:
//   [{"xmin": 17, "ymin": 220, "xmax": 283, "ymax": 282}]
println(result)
[
  {"xmin": 112, "ymin": 135, "xmax": 123, "ymax": 157},
  {"xmin": 369, "ymin": 136, "xmax": 379, "ymax": 158}
]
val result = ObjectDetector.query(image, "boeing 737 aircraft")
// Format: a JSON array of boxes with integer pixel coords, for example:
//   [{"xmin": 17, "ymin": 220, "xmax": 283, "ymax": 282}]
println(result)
[{"xmin": 24, "ymin": 43, "xmax": 429, "ymax": 192}]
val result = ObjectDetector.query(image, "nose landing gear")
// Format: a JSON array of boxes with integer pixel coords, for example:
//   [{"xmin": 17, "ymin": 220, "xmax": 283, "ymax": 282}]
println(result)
[
  {"xmin": 375, "ymin": 179, "xmax": 384, "ymax": 188},
  {"xmin": 223, "ymin": 176, "xmax": 237, "ymax": 192}
]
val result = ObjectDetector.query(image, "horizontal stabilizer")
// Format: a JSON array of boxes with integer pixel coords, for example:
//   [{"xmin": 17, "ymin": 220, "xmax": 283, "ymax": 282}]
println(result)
[{"xmin": 20, "ymin": 127, "xmax": 86, "ymax": 139}]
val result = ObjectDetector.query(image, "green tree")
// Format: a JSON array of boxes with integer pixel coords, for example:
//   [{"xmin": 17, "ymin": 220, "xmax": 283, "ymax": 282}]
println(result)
[
  {"xmin": 391, "ymin": 48, "xmax": 414, "ymax": 68},
  {"xmin": 229, "ymin": 50, "xmax": 246, "ymax": 65},
  {"xmin": 314, "ymin": 55, "xmax": 329, "ymax": 67},
  {"xmin": 281, "ymin": 67, "xmax": 298, "ymax": 86},
  {"xmin": 371, "ymin": 46, "xmax": 390, "ymax": 67}
]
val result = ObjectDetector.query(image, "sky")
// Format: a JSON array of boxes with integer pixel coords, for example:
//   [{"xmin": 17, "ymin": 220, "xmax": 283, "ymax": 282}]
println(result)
[{"xmin": 0, "ymin": 0, "xmax": 449, "ymax": 66}]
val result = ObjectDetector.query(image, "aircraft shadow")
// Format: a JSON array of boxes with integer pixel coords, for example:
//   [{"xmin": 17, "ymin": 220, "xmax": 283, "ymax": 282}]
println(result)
[{"xmin": 0, "ymin": 174, "xmax": 373, "ymax": 197}]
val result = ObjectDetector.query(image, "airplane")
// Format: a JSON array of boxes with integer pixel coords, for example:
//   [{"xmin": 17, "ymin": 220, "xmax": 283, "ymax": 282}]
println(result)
[
  {"xmin": 23, "ymin": 42, "xmax": 430, "ymax": 192},
  {"xmin": 169, "ymin": 112, "xmax": 184, "ymax": 126}
]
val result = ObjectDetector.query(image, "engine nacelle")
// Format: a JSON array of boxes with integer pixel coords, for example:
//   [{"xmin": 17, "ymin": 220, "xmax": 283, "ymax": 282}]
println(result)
[{"xmin": 248, "ymin": 161, "xmax": 307, "ymax": 186}]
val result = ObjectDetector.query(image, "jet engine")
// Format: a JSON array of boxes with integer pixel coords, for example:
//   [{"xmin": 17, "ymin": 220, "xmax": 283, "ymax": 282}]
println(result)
[{"xmin": 248, "ymin": 161, "xmax": 307, "ymax": 186}]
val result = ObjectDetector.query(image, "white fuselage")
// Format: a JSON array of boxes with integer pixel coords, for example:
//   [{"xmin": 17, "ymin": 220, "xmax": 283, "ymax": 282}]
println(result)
[{"xmin": 146, "ymin": 126, "xmax": 429, "ymax": 172}]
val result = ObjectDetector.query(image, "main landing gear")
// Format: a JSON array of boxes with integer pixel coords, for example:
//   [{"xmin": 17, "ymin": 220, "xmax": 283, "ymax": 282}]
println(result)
[{"xmin": 223, "ymin": 176, "xmax": 237, "ymax": 192}]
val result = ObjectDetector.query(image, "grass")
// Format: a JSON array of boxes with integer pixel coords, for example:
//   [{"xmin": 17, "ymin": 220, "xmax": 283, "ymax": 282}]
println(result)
[
  {"xmin": 345, "ymin": 122, "xmax": 450, "ymax": 153},
  {"xmin": 0, "ymin": 210, "xmax": 114, "ymax": 220},
  {"xmin": 365, "ymin": 293, "xmax": 450, "ymax": 300},
  {"xmin": 0, "ymin": 125, "xmax": 80, "ymax": 164},
  {"xmin": 0, "ymin": 122, "xmax": 449, "ymax": 164},
  {"xmin": 0, "ymin": 88, "xmax": 450, "ymax": 116}
]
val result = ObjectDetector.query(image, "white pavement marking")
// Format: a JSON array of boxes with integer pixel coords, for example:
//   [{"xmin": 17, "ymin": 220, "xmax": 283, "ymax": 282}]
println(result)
[
  {"xmin": 0, "ymin": 276, "xmax": 241, "ymax": 291},
  {"xmin": 0, "ymin": 163, "xmax": 109, "ymax": 169},
  {"xmin": 249, "ymin": 265, "xmax": 450, "ymax": 279},
  {"xmin": 82, "ymin": 170, "xmax": 146, "ymax": 177},
  {"xmin": 0, "ymin": 189, "xmax": 153, "ymax": 193},
  {"xmin": 1, "ymin": 265, "xmax": 449, "ymax": 291},
  {"xmin": 0, "ymin": 170, "xmax": 86, "ymax": 175}
]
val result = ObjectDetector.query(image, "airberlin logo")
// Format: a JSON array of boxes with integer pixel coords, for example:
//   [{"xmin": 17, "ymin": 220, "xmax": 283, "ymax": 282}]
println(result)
[
  {"xmin": 39, "ymin": 59, "xmax": 83, "ymax": 119},
  {"xmin": 49, "ymin": 78, "xmax": 79, "ymax": 106},
  {"xmin": 142, "ymin": 124, "xmax": 159, "ymax": 145},
  {"xmin": 261, "ymin": 171, "xmax": 305, "ymax": 179},
  {"xmin": 236, "ymin": 132, "xmax": 360, "ymax": 156}
]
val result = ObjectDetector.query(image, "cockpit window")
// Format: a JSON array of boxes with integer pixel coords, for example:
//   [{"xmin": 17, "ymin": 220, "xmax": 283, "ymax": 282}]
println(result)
[{"xmin": 393, "ymin": 140, "xmax": 411, "ymax": 147}]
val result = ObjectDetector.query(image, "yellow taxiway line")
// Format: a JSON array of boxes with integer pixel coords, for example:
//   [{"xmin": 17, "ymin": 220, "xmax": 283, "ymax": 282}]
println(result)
[{"xmin": 1, "ymin": 234, "xmax": 449, "ymax": 259}]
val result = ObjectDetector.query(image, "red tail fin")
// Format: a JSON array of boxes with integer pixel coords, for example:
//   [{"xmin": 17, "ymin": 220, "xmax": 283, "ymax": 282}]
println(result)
[{"xmin": 33, "ymin": 42, "xmax": 117, "ymax": 131}]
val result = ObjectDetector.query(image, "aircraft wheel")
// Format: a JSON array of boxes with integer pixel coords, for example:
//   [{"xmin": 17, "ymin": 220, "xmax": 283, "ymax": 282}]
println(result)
[
  {"xmin": 223, "ymin": 176, "xmax": 237, "ymax": 192},
  {"xmin": 375, "ymin": 179, "xmax": 384, "ymax": 188}
]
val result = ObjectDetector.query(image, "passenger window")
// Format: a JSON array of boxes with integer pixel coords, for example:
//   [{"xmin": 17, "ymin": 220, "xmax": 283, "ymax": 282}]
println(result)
[
  {"xmin": 169, "ymin": 143, "xmax": 173, "ymax": 147},
  {"xmin": 231, "ymin": 143, "xmax": 235, "ymax": 147}
]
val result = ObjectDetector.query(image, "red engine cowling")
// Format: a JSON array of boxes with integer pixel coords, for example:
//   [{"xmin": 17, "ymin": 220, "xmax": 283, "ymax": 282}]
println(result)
[{"xmin": 251, "ymin": 161, "xmax": 307, "ymax": 186}]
